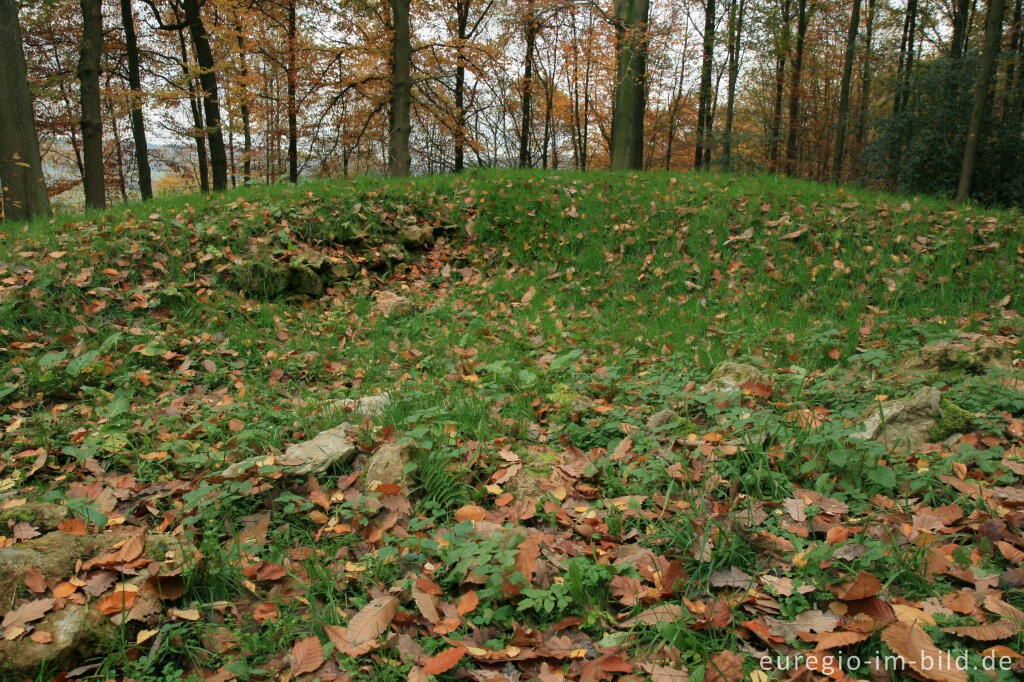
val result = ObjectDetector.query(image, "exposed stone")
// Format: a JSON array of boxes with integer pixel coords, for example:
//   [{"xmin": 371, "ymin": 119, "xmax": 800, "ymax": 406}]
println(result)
[
  {"xmin": 850, "ymin": 386, "xmax": 943, "ymax": 452},
  {"xmin": 363, "ymin": 441, "xmax": 414, "ymax": 494},
  {"xmin": 903, "ymin": 336, "xmax": 1010, "ymax": 374},
  {"xmin": 0, "ymin": 603, "xmax": 111, "ymax": 677},
  {"xmin": 220, "ymin": 423, "xmax": 357, "ymax": 478},
  {"xmin": 322, "ymin": 393, "xmax": 391, "ymax": 419},
  {"xmin": 0, "ymin": 503, "xmax": 71, "ymax": 533},
  {"xmin": 0, "ymin": 532, "xmax": 119, "ymax": 606},
  {"xmin": 373, "ymin": 290, "xmax": 415, "ymax": 317},
  {"xmin": 397, "ymin": 224, "xmax": 434, "ymax": 247},
  {"xmin": 699, "ymin": 362, "xmax": 771, "ymax": 395},
  {"xmin": 646, "ymin": 409, "xmax": 679, "ymax": 430}
]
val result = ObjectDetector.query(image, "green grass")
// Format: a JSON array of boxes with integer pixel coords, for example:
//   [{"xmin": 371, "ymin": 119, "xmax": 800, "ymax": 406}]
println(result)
[{"xmin": 2, "ymin": 169, "xmax": 1023, "ymax": 681}]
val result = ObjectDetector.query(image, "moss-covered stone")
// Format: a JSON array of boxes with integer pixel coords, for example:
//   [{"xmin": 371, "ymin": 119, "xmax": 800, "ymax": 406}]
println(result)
[{"xmin": 927, "ymin": 399, "xmax": 976, "ymax": 441}]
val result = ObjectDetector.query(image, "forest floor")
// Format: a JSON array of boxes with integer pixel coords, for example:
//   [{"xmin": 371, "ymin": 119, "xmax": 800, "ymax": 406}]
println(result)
[{"xmin": 2, "ymin": 170, "xmax": 1024, "ymax": 682}]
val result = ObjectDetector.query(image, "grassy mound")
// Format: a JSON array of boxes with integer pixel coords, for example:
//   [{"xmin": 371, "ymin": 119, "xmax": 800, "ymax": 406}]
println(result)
[{"xmin": 1, "ymin": 170, "xmax": 1023, "ymax": 681}]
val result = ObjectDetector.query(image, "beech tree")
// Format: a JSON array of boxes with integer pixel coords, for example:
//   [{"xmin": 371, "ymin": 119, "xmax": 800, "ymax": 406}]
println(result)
[
  {"xmin": 0, "ymin": 0, "xmax": 50, "ymax": 220},
  {"xmin": 609, "ymin": 0, "xmax": 649, "ymax": 170}
]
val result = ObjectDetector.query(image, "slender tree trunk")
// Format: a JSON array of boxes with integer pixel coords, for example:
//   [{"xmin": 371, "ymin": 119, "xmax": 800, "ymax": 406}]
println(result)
[
  {"xmin": 120, "ymin": 0, "xmax": 152, "ymax": 200},
  {"xmin": 286, "ymin": 0, "xmax": 298, "ymax": 182},
  {"xmin": 895, "ymin": 0, "xmax": 918, "ymax": 113},
  {"xmin": 454, "ymin": 1, "xmax": 468, "ymax": 172},
  {"xmin": 389, "ymin": 0, "xmax": 411, "ymax": 176},
  {"xmin": 854, "ymin": 0, "xmax": 875, "ymax": 164},
  {"xmin": 609, "ymin": 0, "xmax": 650, "ymax": 170},
  {"xmin": 723, "ymin": 0, "xmax": 745, "ymax": 170},
  {"xmin": 665, "ymin": 47, "xmax": 687, "ymax": 170},
  {"xmin": 1003, "ymin": 0, "xmax": 1022, "ymax": 122},
  {"xmin": 233, "ymin": 25, "xmax": 252, "ymax": 183},
  {"xmin": 109, "ymin": 101, "xmax": 128, "ymax": 202},
  {"xmin": 784, "ymin": 0, "xmax": 809, "ymax": 176},
  {"xmin": 177, "ymin": 28, "xmax": 209, "ymax": 192},
  {"xmin": 768, "ymin": 0, "xmax": 792, "ymax": 170},
  {"xmin": 518, "ymin": 0, "xmax": 537, "ymax": 168},
  {"xmin": 182, "ymin": 0, "xmax": 227, "ymax": 190},
  {"xmin": 694, "ymin": 0, "xmax": 717, "ymax": 169},
  {"xmin": 958, "ymin": 0, "xmax": 1007, "ymax": 200},
  {"xmin": 0, "ymin": 0, "xmax": 50, "ymax": 219},
  {"xmin": 78, "ymin": 0, "xmax": 105, "ymax": 208},
  {"xmin": 833, "ymin": 0, "xmax": 861, "ymax": 180}
]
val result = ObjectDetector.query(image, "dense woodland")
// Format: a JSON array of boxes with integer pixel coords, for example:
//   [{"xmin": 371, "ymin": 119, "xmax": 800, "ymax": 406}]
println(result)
[{"xmin": 1, "ymin": 0, "xmax": 1023, "ymax": 218}]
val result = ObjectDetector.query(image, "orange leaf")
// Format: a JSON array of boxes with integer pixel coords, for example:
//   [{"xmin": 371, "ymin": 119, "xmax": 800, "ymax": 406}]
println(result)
[
  {"xmin": 457, "ymin": 591, "xmax": 478, "ymax": 616},
  {"xmin": 98, "ymin": 590, "xmax": 137, "ymax": 616},
  {"xmin": 829, "ymin": 571, "xmax": 883, "ymax": 600},
  {"xmin": 421, "ymin": 646, "xmax": 466, "ymax": 675},
  {"xmin": 454, "ymin": 505, "xmax": 486, "ymax": 522}
]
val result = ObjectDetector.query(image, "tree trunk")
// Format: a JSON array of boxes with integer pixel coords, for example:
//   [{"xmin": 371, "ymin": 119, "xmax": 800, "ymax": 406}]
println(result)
[
  {"xmin": 518, "ymin": 0, "xmax": 537, "ymax": 168},
  {"xmin": 609, "ymin": 0, "xmax": 650, "ymax": 170},
  {"xmin": 895, "ymin": 0, "xmax": 918, "ymax": 114},
  {"xmin": 957, "ymin": 0, "xmax": 1006, "ymax": 200},
  {"xmin": 454, "ymin": 1, "xmax": 468, "ymax": 172},
  {"xmin": 286, "ymin": 0, "xmax": 298, "ymax": 182},
  {"xmin": 832, "ymin": 0, "xmax": 861, "ymax": 180},
  {"xmin": 178, "ymin": 27, "xmax": 209, "ymax": 192},
  {"xmin": 0, "ymin": 0, "xmax": 50, "ymax": 220},
  {"xmin": 694, "ymin": 0, "xmax": 717, "ymax": 169},
  {"xmin": 854, "ymin": 0, "xmax": 875, "ymax": 156},
  {"xmin": 784, "ymin": 0, "xmax": 809, "ymax": 176},
  {"xmin": 723, "ymin": 0, "xmax": 745, "ymax": 170},
  {"xmin": 389, "ymin": 0, "xmax": 412, "ymax": 176},
  {"xmin": 78, "ymin": 0, "xmax": 105, "ymax": 209},
  {"xmin": 183, "ymin": 0, "xmax": 227, "ymax": 190},
  {"xmin": 234, "ymin": 26, "xmax": 252, "ymax": 183},
  {"xmin": 951, "ymin": 0, "xmax": 971, "ymax": 58},
  {"xmin": 1002, "ymin": 0, "xmax": 1022, "ymax": 122},
  {"xmin": 665, "ymin": 45, "xmax": 687, "ymax": 170},
  {"xmin": 120, "ymin": 0, "xmax": 152, "ymax": 200},
  {"xmin": 768, "ymin": 0, "xmax": 792, "ymax": 170}
]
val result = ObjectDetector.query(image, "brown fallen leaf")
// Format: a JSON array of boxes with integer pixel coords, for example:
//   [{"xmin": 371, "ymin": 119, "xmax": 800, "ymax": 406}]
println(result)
[
  {"xmin": 23, "ymin": 567, "xmax": 47, "ymax": 594},
  {"xmin": 29, "ymin": 630, "xmax": 53, "ymax": 644},
  {"xmin": 881, "ymin": 622, "xmax": 968, "ymax": 682},
  {"xmin": 2, "ymin": 598, "xmax": 56, "ymax": 629},
  {"xmin": 829, "ymin": 571, "xmax": 883, "ymax": 601},
  {"xmin": 290, "ymin": 635, "xmax": 324, "ymax": 676},
  {"xmin": 618, "ymin": 603, "xmax": 684, "ymax": 628},
  {"xmin": 704, "ymin": 650, "xmax": 744, "ymax": 682},
  {"xmin": 324, "ymin": 624, "xmax": 376, "ymax": 657},
  {"xmin": 942, "ymin": 621, "xmax": 1019, "ymax": 641},
  {"xmin": 347, "ymin": 595, "xmax": 398, "ymax": 646}
]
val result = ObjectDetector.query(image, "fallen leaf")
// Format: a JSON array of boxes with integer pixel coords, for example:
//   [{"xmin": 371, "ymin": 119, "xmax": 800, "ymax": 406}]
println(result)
[
  {"xmin": 2, "ymin": 598, "xmax": 55, "ymax": 629},
  {"xmin": 881, "ymin": 622, "xmax": 968, "ymax": 682},
  {"xmin": 421, "ymin": 646, "xmax": 466, "ymax": 675},
  {"xmin": 290, "ymin": 635, "xmax": 324, "ymax": 675},
  {"xmin": 348, "ymin": 595, "xmax": 398, "ymax": 646}
]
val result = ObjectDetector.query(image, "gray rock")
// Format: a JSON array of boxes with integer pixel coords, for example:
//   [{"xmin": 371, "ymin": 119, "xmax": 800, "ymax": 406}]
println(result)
[
  {"xmin": 322, "ymin": 393, "xmax": 390, "ymax": 419},
  {"xmin": 0, "ymin": 532, "xmax": 119, "ymax": 602},
  {"xmin": 699, "ymin": 361, "xmax": 771, "ymax": 394},
  {"xmin": 397, "ymin": 224, "xmax": 433, "ymax": 247},
  {"xmin": 903, "ymin": 337, "xmax": 1010, "ymax": 373},
  {"xmin": 220, "ymin": 423, "xmax": 357, "ymax": 478},
  {"xmin": 0, "ymin": 603, "xmax": 110, "ymax": 677},
  {"xmin": 363, "ymin": 441, "xmax": 414, "ymax": 494},
  {"xmin": 646, "ymin": 409, "xmax": 679, "ymax": 430},
  {"xmin": 373, "ymin": 291, "xmax": 415, "ymax": 317},
  {"xmin": 0, "ymin": 503, "xmax": 71, "ymax": 533},
  {"xmin": 850, "ymin": 386, "xmax": 942, "ymax": 452}
]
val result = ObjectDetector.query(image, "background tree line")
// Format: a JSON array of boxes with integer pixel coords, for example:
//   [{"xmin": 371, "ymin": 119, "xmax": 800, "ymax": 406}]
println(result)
[{"xmin": 1, "ymin": 0, "xmax": 1021, "ymax": 220}]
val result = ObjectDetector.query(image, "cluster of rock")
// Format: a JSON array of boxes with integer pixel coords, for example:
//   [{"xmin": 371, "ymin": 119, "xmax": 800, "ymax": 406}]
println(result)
[{"xmin": 0, "ymin": 504, "xmax": 195, "ymax": 676}]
